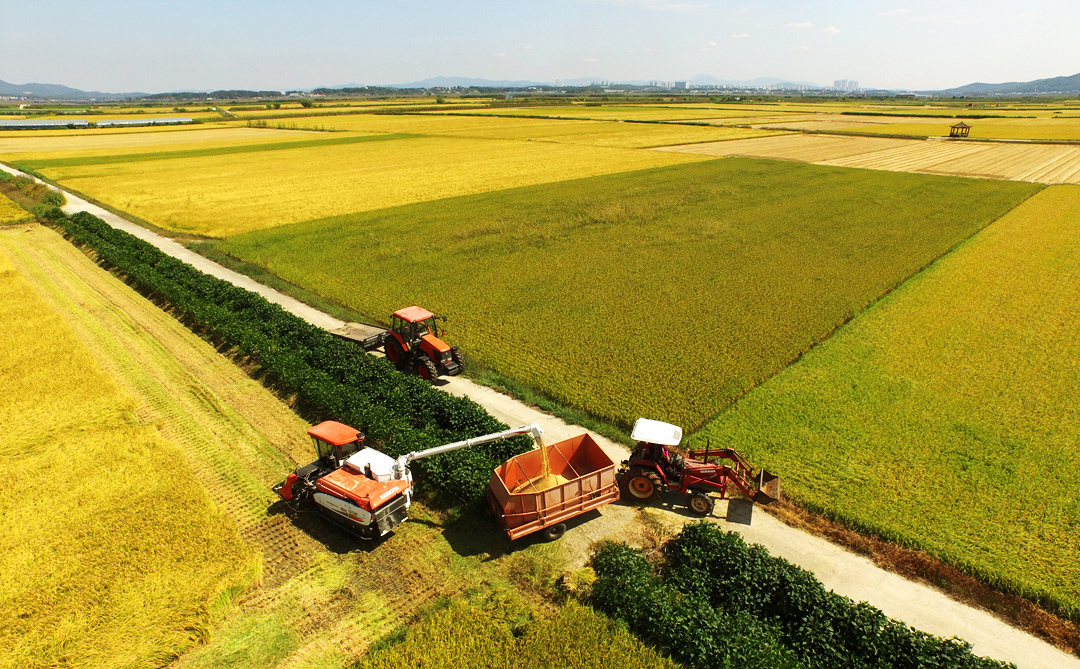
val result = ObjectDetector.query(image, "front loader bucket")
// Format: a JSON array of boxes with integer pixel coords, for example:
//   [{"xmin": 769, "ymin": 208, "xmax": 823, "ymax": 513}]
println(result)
[{"xmin": 753, "ymin": 470, "xmax": 781, "ymax": 505}]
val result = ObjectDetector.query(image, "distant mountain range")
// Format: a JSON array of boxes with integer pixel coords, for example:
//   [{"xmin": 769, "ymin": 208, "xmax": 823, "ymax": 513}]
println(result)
[
  {"xmin": 0, "ymin": 79, "xmax": 144, "ymax": 99},
  {"xmin": 935, "ymin": 72, "xmax": 1080, "ymax": 96},
  {"xmin": 5, "ymin": 72, "xmax": 1080, "ymax": 100}
]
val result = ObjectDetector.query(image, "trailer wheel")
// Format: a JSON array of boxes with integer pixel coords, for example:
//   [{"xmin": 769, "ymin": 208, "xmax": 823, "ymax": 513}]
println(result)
[
  {"xmin": 688, "ymin": 492, "xmax": 714, "ymax": 516},
  {"xmin": 415, "ymin": 356, "xmax": 438, "ymax": 381},
  {"xmin": 624, "ymin": 472, "xmax": 662, "ymax": 503},
  {"xmin": 542, "ymin": 523, "xmax": 566, "ymax": 541}
]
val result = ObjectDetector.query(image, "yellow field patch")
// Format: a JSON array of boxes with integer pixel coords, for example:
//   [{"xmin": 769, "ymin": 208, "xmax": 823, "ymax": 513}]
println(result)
[
  {"xmin": 0, "ymin": 231, "xmax": 256, "ymax": 668},
  {"xmin": 838, "ymin": 116, "xmax": 1080, "ymax": 141},
  {"xmin": 0, "ymin": 192, "xmax": 29, "ymax": 224},
  {"xmin": 0, "ymin": 126, "xmax": 326, "ymax": 161},
  {"xmin": 42, "ymin": 135, "xmax": 709, "ymax": 237}
]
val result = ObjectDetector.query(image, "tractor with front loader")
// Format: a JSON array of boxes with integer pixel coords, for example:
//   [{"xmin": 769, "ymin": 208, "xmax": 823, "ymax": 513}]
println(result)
[{"xmin": 618, "ymin": 418, "xmax": 781, "ymax": 516}]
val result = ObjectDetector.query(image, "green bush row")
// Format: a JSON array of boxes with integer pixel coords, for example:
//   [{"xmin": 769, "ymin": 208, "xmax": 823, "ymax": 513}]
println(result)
[
  {"xmin": 590, "ymin": 523, "xmax": 1014, "ymax": 669},
  {"xmin": 52, "ymin": 209, "xmax": 530, "ymax": 504}
]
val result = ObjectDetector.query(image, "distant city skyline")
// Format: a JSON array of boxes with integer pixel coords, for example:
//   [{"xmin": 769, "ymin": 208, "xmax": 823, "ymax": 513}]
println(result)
[{"xmin": 2, "ymin": 0, "xmax": 1077, "ymax": 94}]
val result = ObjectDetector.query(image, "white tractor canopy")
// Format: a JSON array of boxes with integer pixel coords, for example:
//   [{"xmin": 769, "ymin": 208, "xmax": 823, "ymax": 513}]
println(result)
[
  {"xmin": 345, "ymin": 448, "xmax": 398, "ymax": 482},
  {"xmin": 631, "ymin": 418, "xmax": 683, "ymax": 446}
]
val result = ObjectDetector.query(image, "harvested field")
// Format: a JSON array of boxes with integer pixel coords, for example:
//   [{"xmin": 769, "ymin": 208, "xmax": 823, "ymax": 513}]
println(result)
[
  {"xmin": 695, "ymin": 185, "xmax": 1080, "ymax": 620},
  {"xmin": 0, "ymin": 192, "xmax": 29, "ymax": 224},
  {"xmin": 657, "ymin": 133, "xmax": 1080, "ymax": 184},
  {"xmin": 0, "ymin": 227, "xmax": 263, "ymax": 668}
]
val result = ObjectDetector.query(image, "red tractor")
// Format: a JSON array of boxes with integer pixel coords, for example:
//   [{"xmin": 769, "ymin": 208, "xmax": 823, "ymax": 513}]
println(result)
[
  {"xmin": 618, "ymin": 418, "xmax": 781, "ymax": 516},
  {"xmin": 361, "ymin": 306, "xmax": 464, "ymax": 381}
]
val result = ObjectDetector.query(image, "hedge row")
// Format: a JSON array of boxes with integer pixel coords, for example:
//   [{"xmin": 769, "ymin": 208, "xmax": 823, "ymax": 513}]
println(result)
[
  {"xmin": 51, "ymin": 209, "xmax": 530, "ymax": 503},
  {"xmin": 590, "ymin": 523, "xmax": 1014, "ymax": 669}
]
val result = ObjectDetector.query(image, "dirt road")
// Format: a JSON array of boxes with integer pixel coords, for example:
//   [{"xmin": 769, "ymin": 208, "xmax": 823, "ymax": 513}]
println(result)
[{"xmin": 5, "ymin": 164, "xmax": 1076, "ymax": 668}]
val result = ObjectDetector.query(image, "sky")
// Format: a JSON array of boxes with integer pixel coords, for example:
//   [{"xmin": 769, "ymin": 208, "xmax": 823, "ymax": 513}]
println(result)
[{"xmin": 2, "ymin": 0, "xmax": 1078, "ymax": 93}]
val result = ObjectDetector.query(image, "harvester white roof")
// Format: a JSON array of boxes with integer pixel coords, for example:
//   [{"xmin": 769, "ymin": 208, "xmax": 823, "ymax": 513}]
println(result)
[{"xmin": 631, "ymin": 418, "xmax": 682, "ymax": 446}]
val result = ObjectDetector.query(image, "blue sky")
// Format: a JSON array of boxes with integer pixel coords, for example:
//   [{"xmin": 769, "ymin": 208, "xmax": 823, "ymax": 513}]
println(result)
[{"xmin": 2, "ymin": 0, "xmax": 1077, "ymax": 92}]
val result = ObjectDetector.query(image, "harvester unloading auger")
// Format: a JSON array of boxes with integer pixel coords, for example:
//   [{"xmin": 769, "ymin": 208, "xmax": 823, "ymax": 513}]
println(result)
[
  {"xmin": 618, "ymin": 418, "xmax": 781, "ymax": 516},
  {"xmin": 275, "ymin": 421, "xmax": 544, "ymax": 539}
]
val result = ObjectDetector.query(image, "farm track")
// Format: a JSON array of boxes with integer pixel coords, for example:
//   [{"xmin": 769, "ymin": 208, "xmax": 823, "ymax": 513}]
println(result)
[
  {"xmin": 4, "ymin": 164, "xmax": 1079, "ymax": 667},
  {"xmin": 657, "ymin": 133, "xmax": 1080, "ymax": 184}
]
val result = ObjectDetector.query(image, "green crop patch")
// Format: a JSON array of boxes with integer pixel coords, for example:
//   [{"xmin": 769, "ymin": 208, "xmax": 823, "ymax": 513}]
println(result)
[
  {"xmin": 693, "ymin": 185, "xmax": 1080, "ymax": 619},
  {"xmin": 223, "ymin": 158, "xmax": 1041, "ymax": 429}
]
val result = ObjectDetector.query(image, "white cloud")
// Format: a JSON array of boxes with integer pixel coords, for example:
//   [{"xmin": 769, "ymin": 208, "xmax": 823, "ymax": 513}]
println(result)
[
  {"xmin": 731, "ymin": 7, "xmax": 749, "ymax": 14},
  {"xmin": 494, "ymin": 52, "xmax": 508, "ymax": 59},
  {"xmin": 785, "ymin": 21, "xmax": 813, "ymax": 29},
  {"xmin": 822, "ymin": 26, "xmax": 841, "ymax": 34},
  {"xmin": 731, "ymin": 32, "xmax": 750, "ymax": 39},
  {"xmin": 791, "ymin": 45, "xmax": 813, "ymax": 51}
]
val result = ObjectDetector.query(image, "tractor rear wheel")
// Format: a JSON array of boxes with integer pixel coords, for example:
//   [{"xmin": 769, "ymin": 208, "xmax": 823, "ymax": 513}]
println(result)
[
  {"xmin": 687, "ymin": 492, "xmax": 715, "ymax": 516},
  {"xmin": 415, "ymin": 356, "xmax": 438, "ymax": 381},
  {"xmin": 385, "ymin": 337, "xmax": 405, "ymax": 369},
  {"xmin": 624, "ymin": 471, "xmax": 662, "ymax": 503}
]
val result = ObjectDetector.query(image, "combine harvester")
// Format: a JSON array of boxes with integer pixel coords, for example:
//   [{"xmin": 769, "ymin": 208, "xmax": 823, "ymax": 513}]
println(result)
[{"xmin": 274, "ymin": 417, "xmax": 776, "ymax": 541}]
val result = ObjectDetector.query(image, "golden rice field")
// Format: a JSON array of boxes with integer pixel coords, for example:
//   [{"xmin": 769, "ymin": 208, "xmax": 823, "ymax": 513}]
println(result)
[
  {"xmin": 0, "ymin": 192, "xmax": 29, "ymax": 224},
  {"xmin": 837, "ymin": 116, "xmax": 1080, "ymax": 141},
  {"xmin": 358, "ymin": 599, "xmax": 676, "ymax": 669},
  {"xmin": 659, "ymin": 133, "xmax": 1080, "ymax": 184},
  {"xmin": 0, "ymin": 126, "xmax": 326, "ymax": 162},
  {"xmin": 34, "ymin": 134, "xmax": 709, "ymax": 237},
  {"xmin": 695, "ymin": 185, "xmax": 1080, "ymax": 619},
  {"xmin": 461, "ymin": 103, "xmax": 769, "ymax": 122},
  {"xmin": 0, "ymin": 229, "xmax": 256, "ymax": 669}
]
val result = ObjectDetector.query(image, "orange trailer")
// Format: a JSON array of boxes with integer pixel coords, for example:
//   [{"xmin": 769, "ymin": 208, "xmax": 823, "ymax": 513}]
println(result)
[{"xmin": 487, "ymin": 433, "xmax": 620, "ymax": 541}]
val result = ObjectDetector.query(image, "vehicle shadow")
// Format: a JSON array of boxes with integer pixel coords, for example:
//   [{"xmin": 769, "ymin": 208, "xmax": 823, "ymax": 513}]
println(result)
[{"xmin": 266, "ymin": 499, "xmax": 389, "ymax": 554}]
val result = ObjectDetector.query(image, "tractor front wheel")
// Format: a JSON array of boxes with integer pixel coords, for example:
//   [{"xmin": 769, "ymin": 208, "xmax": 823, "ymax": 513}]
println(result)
[
  {"xmin": 623, "ymin": 471, "xmax": 662, "ymax": 503},
  {"xmin": 415, "ymin": 356, "xmax": 438, "ymax": 381},
  {"xmin": 687, "ymin": 492, "xmax": 715, "ymax": 516}
]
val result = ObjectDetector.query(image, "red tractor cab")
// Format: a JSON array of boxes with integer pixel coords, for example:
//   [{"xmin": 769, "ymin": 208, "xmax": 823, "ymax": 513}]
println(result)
[
  {"xmin": 618, "ymin": 418, "xmax": 781, "ymax": 516},
  {"xmin": 382, "ymin": 306, "xmax": 464, "ymax": 380}
]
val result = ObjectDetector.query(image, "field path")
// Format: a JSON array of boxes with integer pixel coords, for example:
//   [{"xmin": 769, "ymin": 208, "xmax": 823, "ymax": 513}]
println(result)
[{"xmin": 3, "ymin": 163, "xmax": 1075, "ymax": 668}]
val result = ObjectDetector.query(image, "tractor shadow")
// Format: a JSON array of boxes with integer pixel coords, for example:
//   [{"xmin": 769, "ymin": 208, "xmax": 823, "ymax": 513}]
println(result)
[{"xmin": 616, "ymin": 492, "xmax": 755, "ymax": 525}]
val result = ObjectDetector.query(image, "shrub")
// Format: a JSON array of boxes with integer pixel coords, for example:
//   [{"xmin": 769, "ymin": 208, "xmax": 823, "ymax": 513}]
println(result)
[{"xmin": 55, "ymin": 210, "xmax": 529, "ymax": 504}]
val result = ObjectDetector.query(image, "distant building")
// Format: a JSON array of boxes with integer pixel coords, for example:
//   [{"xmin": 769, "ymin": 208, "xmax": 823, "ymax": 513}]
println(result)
[{"xmin": 833, "ymin": 79, "xmax": 859, "ymax": 92}]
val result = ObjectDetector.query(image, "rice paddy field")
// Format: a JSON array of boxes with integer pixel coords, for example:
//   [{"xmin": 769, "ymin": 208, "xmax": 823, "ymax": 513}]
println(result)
[
  {"xmin": 0, "ymin": 228, "xmax": 258, "ymax": 668},
  {"xmin": 661, "ymin": 133, "xmax": 1080, "ymax": 184},
  {"xmin": 4, "ymin": 97, "xmax": 1080, "ymax": 640},
  {"xmin": 17, "ymin": 131, "xmax": 712, "ymax": 237},
  {"xmin": 692, "ymin": 185, "xmax": 1080, "ymax": 618},
  {"xmin": 221, "ymin": 158, "xmax": 1040, "ymax": 429}
]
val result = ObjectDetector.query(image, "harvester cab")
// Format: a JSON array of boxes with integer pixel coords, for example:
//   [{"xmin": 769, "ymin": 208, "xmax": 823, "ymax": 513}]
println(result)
[
  {"xmin": 383, "ymin": 306, "xmax": 464, "ymax": 381},
  {"xmin": 275, "ymin": 421, "xmax": 543, "ymax": 540},
  {"xmin": 619, "ymin": 418, "xmax": 781, "ymax": 517}
]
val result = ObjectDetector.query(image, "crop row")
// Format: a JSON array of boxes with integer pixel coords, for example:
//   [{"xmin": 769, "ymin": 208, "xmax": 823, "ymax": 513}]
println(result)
[
  {"xmin": 48, "ymin": 208, "xmax": 526, "ymax": 504},
  {"xmin": 590, "ymin": 522, "xmax": 1013, "ymax": 669}
]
